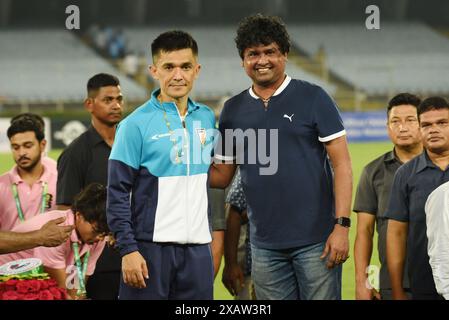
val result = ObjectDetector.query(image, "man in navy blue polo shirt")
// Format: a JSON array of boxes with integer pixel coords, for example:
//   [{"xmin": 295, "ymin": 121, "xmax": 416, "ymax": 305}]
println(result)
[
  {"xmin": 386, "ymin": 97, "xmax": 449, "ymax": 300},
  {"xmin": 211, "ymin": 14, "xmax": 353, "ymax": 300}
]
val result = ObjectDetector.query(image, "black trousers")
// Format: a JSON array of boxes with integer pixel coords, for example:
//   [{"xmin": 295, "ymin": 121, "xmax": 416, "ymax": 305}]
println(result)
[{"xmin": 86, "ymin": 245, "xmax": 121, "ymax": 300}]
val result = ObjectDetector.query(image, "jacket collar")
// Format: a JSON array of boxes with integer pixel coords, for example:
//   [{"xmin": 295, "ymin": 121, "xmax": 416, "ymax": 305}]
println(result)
[{"xmin": 150, "ymin": 89, "xmax": 200, "ymax": 115}]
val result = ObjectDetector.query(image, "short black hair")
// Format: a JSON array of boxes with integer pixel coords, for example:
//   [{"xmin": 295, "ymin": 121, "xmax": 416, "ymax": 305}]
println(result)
[
  {"xmin": 418, "ymin": 96, "xmax": 449, "ymax": 117},
  {"xmin": 151, "ymin": 30, "xmax": 198, "ymax": 62},
  {"xmin": 72, "ymin": 183, "xmax": 109, "ymax": 235},
  {"xmin": 387, "ymin": 93, "xmax": 421, "ymax": 117},
  {"xmin": 11, "ymin": 113, "xmax": 45, "ymax": 128},
  {"xmin": 87, "ymin": 73, "xmax": 120, "ymax": 97},
  {"xmin": 235, "ymin": 14, "xmax": 291, "ymax": 59},
  {"xmin": 7, "ymin": 117, "xmax": 45, "ymax": 141}
]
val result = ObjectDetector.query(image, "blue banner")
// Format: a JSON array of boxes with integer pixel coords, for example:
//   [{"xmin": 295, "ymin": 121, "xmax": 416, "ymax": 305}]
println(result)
[{"xmin": 341, "ymin": 112, "xmax": 389, "ymax": 142}]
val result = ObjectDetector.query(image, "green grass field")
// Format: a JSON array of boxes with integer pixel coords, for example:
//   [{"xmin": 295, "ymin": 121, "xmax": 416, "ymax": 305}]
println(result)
[{"xmin": 0, "ymin": 141, "xmax": 393, "ymax": 299}]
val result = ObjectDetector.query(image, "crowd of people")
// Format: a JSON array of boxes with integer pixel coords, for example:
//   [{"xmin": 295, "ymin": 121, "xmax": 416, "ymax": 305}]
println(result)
[
  {"xmin": 0, "ymin": 14, "xmax": 448, "ymax": 300},
  {"xmin": 85, "ymin": 25, "xmax": 150, "ymax": 85}
]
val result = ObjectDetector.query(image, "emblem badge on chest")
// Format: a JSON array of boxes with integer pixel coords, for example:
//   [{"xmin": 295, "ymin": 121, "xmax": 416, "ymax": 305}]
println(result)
[{"xmin": 196, "ymin": 128, "xmax": 207, "ymax": 145}]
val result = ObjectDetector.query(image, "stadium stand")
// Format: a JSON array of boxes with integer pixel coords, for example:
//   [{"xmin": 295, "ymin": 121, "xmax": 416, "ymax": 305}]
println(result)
[
  {"xmin": 3, "ymin": 23, "xmax": 447, "ymax": 109},
  {"xmin": 122, "ymin": 26, "xmax": 336, "ymax": 99},
  {"xmin": 0, "ymin": 30, "xmax": 148, "ymax": 102},
  {"xmin": 288, "ymin": 23, "xmax": 449, "ymax": 96}
]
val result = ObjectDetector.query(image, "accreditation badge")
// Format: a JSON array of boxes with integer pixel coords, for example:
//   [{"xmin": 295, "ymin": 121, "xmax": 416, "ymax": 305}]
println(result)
[{"xmin": 45, "ymin": 193, "xmax": 53, "ymax": 209}]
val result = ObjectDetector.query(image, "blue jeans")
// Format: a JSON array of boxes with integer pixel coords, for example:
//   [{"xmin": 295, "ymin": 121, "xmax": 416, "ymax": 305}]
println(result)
[{"xmin": 251, "ymin": 242, "xmax": 342, "ymax": 300}]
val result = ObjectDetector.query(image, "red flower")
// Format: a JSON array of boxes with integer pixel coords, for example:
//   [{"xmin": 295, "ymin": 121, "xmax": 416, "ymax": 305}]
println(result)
[
  {"xmin": 17, "ymin": 279, "xmax": 42, "ymax": 293},
  {"xmin": 0, "ymin": 278, "xmax": 67, "ymax": 300},
  {"xmin": 49, "ymin": 287, "xmax": 62, "ymax": 300},
  {"xmin": 28, "ymin": 280, "xmax": 42, "ymax": 292},
  {"xmin": 4, "ymin": 279, "xmax": 19, "ymax": 289},
  {"xmin": 40, "ymin": 280, "xmax": 49, "ymax": 290},
  {"xmin": 58, "ymin": 287, "xmax": 68, "ymax": 300},
  {"xmin": 47, "ymin": 279, "xmax": 58, "ymax": 287},
  {"xmin": 2, "ymin": 290, "xmax": 21, "ymax": 300},
  {"xmin": 16, "ymin": 281, "xmax": 31, "ymax": 293},
  {"xmin": 38, "ymin": 290, "xmax": 54, "ymax": 300},
  {"xmin": 23, "ymin": 293, "xmax": 40, "ymax": 300}
]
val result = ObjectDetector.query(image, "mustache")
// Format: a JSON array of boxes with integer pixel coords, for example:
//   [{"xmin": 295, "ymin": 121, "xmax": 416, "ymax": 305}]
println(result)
[{"xmin": 18, "ymin": 156, "xmax": 30, "ymax": 162}]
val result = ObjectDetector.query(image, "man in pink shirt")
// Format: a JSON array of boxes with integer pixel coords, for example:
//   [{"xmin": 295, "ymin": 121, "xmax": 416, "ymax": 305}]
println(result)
[
  {"xmin": 0, "ymin": 115, "xmax": 57, "ymax": 231},
  {"xmin": 10, "ymin": 113, "xmax": 58, "ymax": 172},
  {"xmin": 0, "ymin": 183, "xmax": 108, "ymax": 300}
]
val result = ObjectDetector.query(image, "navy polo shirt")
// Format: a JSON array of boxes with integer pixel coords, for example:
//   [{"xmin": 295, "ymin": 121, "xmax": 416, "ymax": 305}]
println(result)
[
  {"xmin": 216, "ymin": 76, "xmax": 346, "ymax": 249},
  {"xmin": 385, "ymin": 151, "xmax": 449, "ymax": 296}
]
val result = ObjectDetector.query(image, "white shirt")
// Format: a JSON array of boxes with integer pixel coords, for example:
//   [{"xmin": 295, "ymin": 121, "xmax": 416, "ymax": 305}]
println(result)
[{"xmin": 425, "ymin": 181, "xmax": 449, "ymax": 300}]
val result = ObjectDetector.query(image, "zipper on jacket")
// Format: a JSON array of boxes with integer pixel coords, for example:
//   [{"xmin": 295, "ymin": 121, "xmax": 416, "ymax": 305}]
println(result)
[{"xmin": 175, "ymin": 105, "xmax": 190, "ymax": 242}]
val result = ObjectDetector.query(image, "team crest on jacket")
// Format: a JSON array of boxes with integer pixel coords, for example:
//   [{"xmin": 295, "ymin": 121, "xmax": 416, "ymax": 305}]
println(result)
[{"xmin": 196, "ymin": 128, "xmax": 207, "ymax": 145}]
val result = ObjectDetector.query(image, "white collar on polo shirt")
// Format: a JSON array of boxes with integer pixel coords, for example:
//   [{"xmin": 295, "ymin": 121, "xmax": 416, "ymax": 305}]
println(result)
[{"xmin": 248, "ymin": 75, "xmax": 292, "ymax": 100}]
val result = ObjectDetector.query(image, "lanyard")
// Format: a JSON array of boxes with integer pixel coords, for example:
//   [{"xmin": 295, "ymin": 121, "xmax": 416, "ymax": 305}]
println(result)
[
  {"xmin": 72, "ymin": 242, "xmax": 90, "ymax": 296},
  {"xmin": 162, "ymin": 109, "xmax": 183, "ymax": 164},
  {"xmin": 11, "ymin": 181, "xmax": 48, "ymax": 222}
]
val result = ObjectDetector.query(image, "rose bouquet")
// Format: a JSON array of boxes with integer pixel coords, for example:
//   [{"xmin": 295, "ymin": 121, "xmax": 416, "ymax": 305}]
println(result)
[
  {"xmin": 0, "ymin": 278, "xmax": 67, "ymax": 300},
  {"xmin": 0, "ymin": 258, "xmax": 68, "ymax": 300}
]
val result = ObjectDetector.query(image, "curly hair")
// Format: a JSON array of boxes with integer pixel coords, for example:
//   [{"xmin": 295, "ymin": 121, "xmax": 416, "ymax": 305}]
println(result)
[
  {"xmin": 7, "ymin": 116, "xmax": 45, "ymax": 142},
  {"xmin": 72, "ymin": 183, "xmax": 109, "ymax": 235},
  {"xmin": 235, "ymin": 14, "xmax": 291, "ymax": 59}
]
